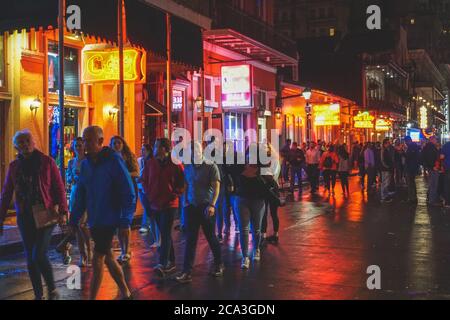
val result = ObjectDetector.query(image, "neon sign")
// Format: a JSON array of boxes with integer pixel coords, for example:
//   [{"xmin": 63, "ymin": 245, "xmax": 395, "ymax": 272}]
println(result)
[
  {"xmin": 419, "ymin": 106, "xmax": 428, "ymax": 129},
  {"xmin": 353, "ymin": 111, "xmax": 374, "ymax": 129},
  {"xmin": 313, "ymin": 104, "xmax": 340, "ymax": 126},
  {"xmin": 82, "ymin": 48, "xmax": 146, "ymax": 83},
  {"xmin": 221, "ymin": 65, "xmax": 252, "ymax": 108},
  {"xmin": 172, "ymin": 90, "xmax": 183, "ymax": 112},
  {"xmin": 375, "ymin": 118, "xmax": 391, "ymax": 131}
]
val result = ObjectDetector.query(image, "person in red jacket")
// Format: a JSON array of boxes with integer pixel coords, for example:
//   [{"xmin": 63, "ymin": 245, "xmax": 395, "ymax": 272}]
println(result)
[
  {"xmin": 142, "ymin": 137, "xmax": 185, "ymax": 278},
  {"xmin": 0, "ymin": 130, "xmax": 68, "ymax": 300},
  {"xmin": 319, "ymin": 145, "xmax": 340, "ymax": 196}
]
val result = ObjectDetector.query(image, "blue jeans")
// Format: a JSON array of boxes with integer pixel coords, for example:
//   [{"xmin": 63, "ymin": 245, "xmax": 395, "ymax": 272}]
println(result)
[
  {"xmin": 216, "ymin": 189, "xmax": 236, "ymax": 236},
  {"xmin": 17, "ymin": 209, "xmax": 56, "ymax": 299},
  {"xmin": 183, "ymin": 204, "xmax": 222, "ymax": 273},
  {"xmin": 290, "ymin": 166, "xmax": 302, "ymax": 191},
  {"xmin": 236, "ymin": 197, "xmax": 266, "ymax": 258},
  {"xmin": 154, "ymin": 208, "xmax": 176, "ymax": 267},
  {"xmin": 178, "ymin": 194, "xmax": 186, "ymax": 228},
  {"xmin": 138, "ymin": 190, "xmax": 160, "ymax": 245},
  {"xmin": 428, "ymin": 170, "xmax": 440, "ymax": 204}
]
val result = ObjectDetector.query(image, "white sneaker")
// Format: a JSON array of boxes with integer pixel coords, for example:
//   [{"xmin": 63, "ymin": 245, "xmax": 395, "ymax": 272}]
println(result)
[
  {"xmin": 241, "ymin": 257, "xmax": 250, "ymax": 269},
  {"xmin": 253, "ymin": 249, "xmax": 261, "ymax": 261},
  {"xmin": 139, "ymin": 227, "xmax": 149, "ymax": 234}
]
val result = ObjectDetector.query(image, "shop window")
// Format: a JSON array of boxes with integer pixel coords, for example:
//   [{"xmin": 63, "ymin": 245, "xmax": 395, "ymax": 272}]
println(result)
[
  {"xmin": 205, "ymin": 77, "xmax": 212, "ymax": 101},
  {"xmin": 225, "ymin": 112, "xmax": 245, "ymax": 152},
  {"xmin": 48, "ymin": 41, "xmax": 80, "ymax": 97},
  {"xmin": 48, "ymin": 106, "xmax": 79, "ymax": 169},
  {"xmin": 329, "ymin": 28, "xmax": 335, "ymax": 36},
  {"xmin": 0, "ymin": 36, "xmax": 5, "ymax": 89}
]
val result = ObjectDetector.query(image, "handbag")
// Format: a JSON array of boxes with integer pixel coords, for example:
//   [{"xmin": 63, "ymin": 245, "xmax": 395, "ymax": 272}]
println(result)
[{"xmin": 32, "ymin": 204, "xmax": 59, "ymax": 229}]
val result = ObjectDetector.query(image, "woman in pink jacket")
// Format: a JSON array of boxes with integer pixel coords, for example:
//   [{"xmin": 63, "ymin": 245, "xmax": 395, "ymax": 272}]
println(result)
[{"xmin": 0, "ymin": 130, "xmax": 68, "ymax": 300}]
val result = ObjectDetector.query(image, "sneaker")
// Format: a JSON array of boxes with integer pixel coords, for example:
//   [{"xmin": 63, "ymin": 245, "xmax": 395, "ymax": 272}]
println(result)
[
  {"xmin": 241, "ymin": 257, "xmax": 250, "ymax": 269},
  {"xmin": 253, "ymin": 249, "xmax": 261, "ymax": 261},
  {"xmin": 235, "ymin": 227, "xmax": 240, "ymax": 234},
  {"xmin": 381, "ymin": 198, "xmax": 393, "ymax": 203},
  {"xmin": 139, "ymin": 227, "xmax": 149, "ymax": 234},
  {"xmin": 163, "ymin": 263, "xmax": 176, "ymax": 274},
  {"xmin": 176, "ymin": 272, "xmax": 192, "ymax": 283},
  {"xmin": 153, "ymin": 264, "xmax": 165, "ymax": 277},
  {"xmin": 210, "ymin": 263, "xmax": 224, "ymax": 277},
  {"xmin": 119, "ymin": 253, "xmax": 131, "ymax": 264}
]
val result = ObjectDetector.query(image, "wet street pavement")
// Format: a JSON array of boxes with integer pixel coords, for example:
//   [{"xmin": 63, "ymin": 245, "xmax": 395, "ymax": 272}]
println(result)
[{"xmin": 2, "ymin": 175, "xmax": 450, "ymax": 300}]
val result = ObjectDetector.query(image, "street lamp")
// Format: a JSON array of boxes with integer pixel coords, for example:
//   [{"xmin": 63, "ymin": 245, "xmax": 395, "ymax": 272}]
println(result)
[
  {"xmin": 275, "ymin": 107, "xmax": 282, "ymax": 119},
  {"xmin": 195, "ymin": 95, "xmax": 203, "ymax": 113},
  {"xmin": 303, "ymin": 88, "xmax": 312, "ymax": 142},
  {"xmin": 302, "ymin": 87, "xmax": 312, "ymax": 100},
  {"xmin": 109, "ymin": 106, "xmax": 119, "ymax": 119}
]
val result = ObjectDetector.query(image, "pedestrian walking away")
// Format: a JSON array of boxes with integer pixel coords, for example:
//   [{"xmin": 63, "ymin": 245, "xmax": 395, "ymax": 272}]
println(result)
[{"xmin": 320, "ymin": 145, "xmax": 339, "ymax": 196}]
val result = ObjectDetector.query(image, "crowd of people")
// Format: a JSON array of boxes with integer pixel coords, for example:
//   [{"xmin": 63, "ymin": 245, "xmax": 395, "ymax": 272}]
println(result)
[{"xmin": 0, "ymin": 125, "xmax": 448, "ymax": 300}]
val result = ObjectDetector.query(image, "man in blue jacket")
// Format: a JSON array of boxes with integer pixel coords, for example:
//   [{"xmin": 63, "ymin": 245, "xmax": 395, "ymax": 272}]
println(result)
[{"xmin": 70, "ymin": 126, "xmax": 135, "ymax": 300}]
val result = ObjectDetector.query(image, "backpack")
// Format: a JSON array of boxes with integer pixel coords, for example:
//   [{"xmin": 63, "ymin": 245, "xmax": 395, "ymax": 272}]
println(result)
[{"xmin": 323, "ymin": 155, "xmax": 333, "ymax": 169}]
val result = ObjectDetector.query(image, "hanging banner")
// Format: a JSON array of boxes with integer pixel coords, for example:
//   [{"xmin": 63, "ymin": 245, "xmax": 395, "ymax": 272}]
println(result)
[
  {"xmin": 353, "ymin": 111, "xmax": 375, "ymax": 129},
  {"xmin": 313, "ymin": 104, "xmax": 340, "ymax": 126}
]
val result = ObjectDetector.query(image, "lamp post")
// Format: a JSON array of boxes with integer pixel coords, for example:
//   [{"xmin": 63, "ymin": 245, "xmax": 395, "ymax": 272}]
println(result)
[
  {"xmin": 303, "ymin": 88, "xmax": 312, "ymax": 142},
  {"xmin": 195, "ymin": 96, "xmax": 203, "ymax": 141}
]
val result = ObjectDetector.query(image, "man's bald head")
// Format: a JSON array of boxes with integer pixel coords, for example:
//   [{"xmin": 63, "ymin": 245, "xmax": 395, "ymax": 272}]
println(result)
[{"xmin": 83, "ymin": 126, "xmax": 104, "ymax": 155}]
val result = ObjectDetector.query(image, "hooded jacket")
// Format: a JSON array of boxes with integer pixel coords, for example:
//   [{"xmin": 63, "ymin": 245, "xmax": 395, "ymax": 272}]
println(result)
[{"xmin": 69, "ymin": 147, "xmax": 136, "ymax": 228}]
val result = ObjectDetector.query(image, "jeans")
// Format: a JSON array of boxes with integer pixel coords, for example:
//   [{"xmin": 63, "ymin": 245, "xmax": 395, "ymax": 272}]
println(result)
[
  {"xmin": 216, "ymin": 189, "xmax": 235, "ymax": 236},
  {"xmin": 307, "ymin": 164, "xmax": 319, "ymax": 192},
  {"xmin": 236, "ymin": 197, "xmax": 265, "ymax": 258},
  {"xmin": 339, "ymin": 171, "xmax": 349, "ymax": 194},
  {"xmin": 381, "ymin": 171, "xmax": 393, "ymax": 200},
  {"xmin": 262, "ymin": 199, "xmax": 279, "ymax": 234},
  {"xmin": 323, "ymin": 170, "xmax": 337, "ymax": 191},
  {"xmin": 406, "ymin": 173, "xmax": 417, "ymax": 201},
  {"xmin": 183, "ymin": 204, "xmax": 222, "ymax": 273},
  {"xmin": 364, "ymin": 166, "xmax": 376, "ymax": 191},
  {"xmin": 178, "ymin": 194, "xmax": 186, "ymax": 228},
  {"xmin": 139, "ymin": 190, "xmax": 160, "ymax": 245},
  {"xmin": 282, "ymin": 159, "xmax": 289, "ymax": 182},
  {"xmin": 154, "ymin": 208, "xmax": 176, "ymax": 267},
  {"xmin": 290, "ymin": 166, "xmax": 303, "ymax": 191},
  {"xmin": 17, "ymin": 209, "xmax": 56, "ymax": 299},
  {"xmin": 428, "ymin": 170, "xmax": 440, "ymax": 204}
]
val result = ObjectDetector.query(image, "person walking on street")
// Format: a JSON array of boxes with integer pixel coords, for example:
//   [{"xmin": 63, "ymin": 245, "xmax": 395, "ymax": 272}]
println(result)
[
  {"xmin": 364, "ymin": 143, "xmax": 376, "ymax": 193},
  {"xmin": 288, "ymin": 142, "xmax": 305, "ymax": 194},
  {"xmin": 394, "ymin": 140, "xmax": 406, "ymax": 187},
  {"xmin": 319, "ymin": 145, "xmax": 339, "ymax": 196},
  {"xmin": 306, "ymin": 141, "xmax": 321, "ymax": 194},
  {"xmin": 176, "ymin": 142, "xmax": 223, "ymax": 283},
  {"xmin": 280, "ymin": 139, "xmax": 291, "ymax": 186},
  {"xmin": 380, "ymin": 138, "xmax": 394, "ymax": 203},
  {"xmin": 422, "ymin": 136, "xmax": 440, "ymax": 206},
  {"xmin": 110, "ymin": 136, "xmax": 139, "ymax": 265},
  {"xmin": 137, "ymin": 144, "xmax": 160, "ymax": 247},
  {"xmin": 69, "ymin": 126, "xmax": 134, "ymax": 300},
  {"xmin": 142, "ymin": 138, "xmax": 185, "ymax": 278},
  {"xmin": 0, "ymin": 130, "xmax": 68, "ymax": 300},
  {"xmin": 338, "ymin": 144, "xmax": 351, "ymax": 197},
  {"xmin": 404, "ymin": 136, "xmax": 420, "ymax": 204},
  {"xmin": 67, "ymin": 137, "xmax": 92, "ymax": 267}
]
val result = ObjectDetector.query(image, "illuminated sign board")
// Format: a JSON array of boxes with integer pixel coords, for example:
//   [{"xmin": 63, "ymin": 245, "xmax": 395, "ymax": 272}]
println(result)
[
  {"xmin": 221, "ymin": 65, "xmax": 252, "ymax": 108},
  {"xmin": 353, "ymin": 111, "xmax": 374, "ymax": 129},
  {"xmin": 410, "ymin": 131, "xmax": 421, "ymax": 142},
  {"xmin": 172, "ymin": 90, "xmax": 183, "ymax": 112},
  {"xmin": 82, "ymin": 48, "xmax": 146, "ymax": 83},
  {"xmin": 375, "ymin": 118, "xmax": 391, "ymax": 131},
  {"xmin": 419, "ymin": 106, "xmax": 428, "ymax": 129},
  {"xmin": 313, "ymin": 104, "xmax": 340, "ymax": 126}
]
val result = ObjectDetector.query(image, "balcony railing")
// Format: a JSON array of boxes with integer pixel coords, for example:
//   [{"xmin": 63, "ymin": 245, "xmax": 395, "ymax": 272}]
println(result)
[{"xmin": 172, "ymin": 0, "xmax": 297, "ymax": 59}]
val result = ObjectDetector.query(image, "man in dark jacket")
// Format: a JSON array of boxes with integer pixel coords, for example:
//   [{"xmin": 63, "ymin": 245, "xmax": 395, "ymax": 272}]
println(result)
[
  {"xmin": 421, "ymin": 136, "xmax": 440, "ymax": 205},
  {"xmin": 70, "ymin": 126, "xmax": 135, "ymax": 300},
  {"xmin": 404, "ymin": 136, "xmax": 421, "ymax": 204},
  {"xmin": 288, "ymin": 142, "xmax": 306, "ymax": 193}
]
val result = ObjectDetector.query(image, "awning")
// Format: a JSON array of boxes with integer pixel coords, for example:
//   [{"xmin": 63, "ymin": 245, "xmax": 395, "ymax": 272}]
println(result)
[
  {"xmin": 0, "ymin": 0, "xmax": 203, "ymax": 68},
  {"xmin": 145, "ymin": 100, "xmax": 165, "ymax": 116},
  {"xmin": 204, "ymin": 29, "xmax": 297, "ymax": 67}
]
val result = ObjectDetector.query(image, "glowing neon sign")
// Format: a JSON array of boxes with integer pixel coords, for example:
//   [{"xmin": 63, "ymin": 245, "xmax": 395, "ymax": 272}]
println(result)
[
  {"xmin": 221, "ymin": 65, "xmax": 252, "ymax": 108},
  {"xmin": 419, "ymin": 106, "xmax": 428, "ymax": 129},
  {"xmin": 313, "ymin": 104, "xmax": 340, "ymax": 126},
  {"xmin": 353, "ymin": 111, "xmax": 375, "ymax": 128},
  {"xmin": 375, "ymin": 118, "xmax": 391, "ymax": 131},
  {"xmin": 82, "ymin": 48, "xmax": 146, "ymax": 83}
]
